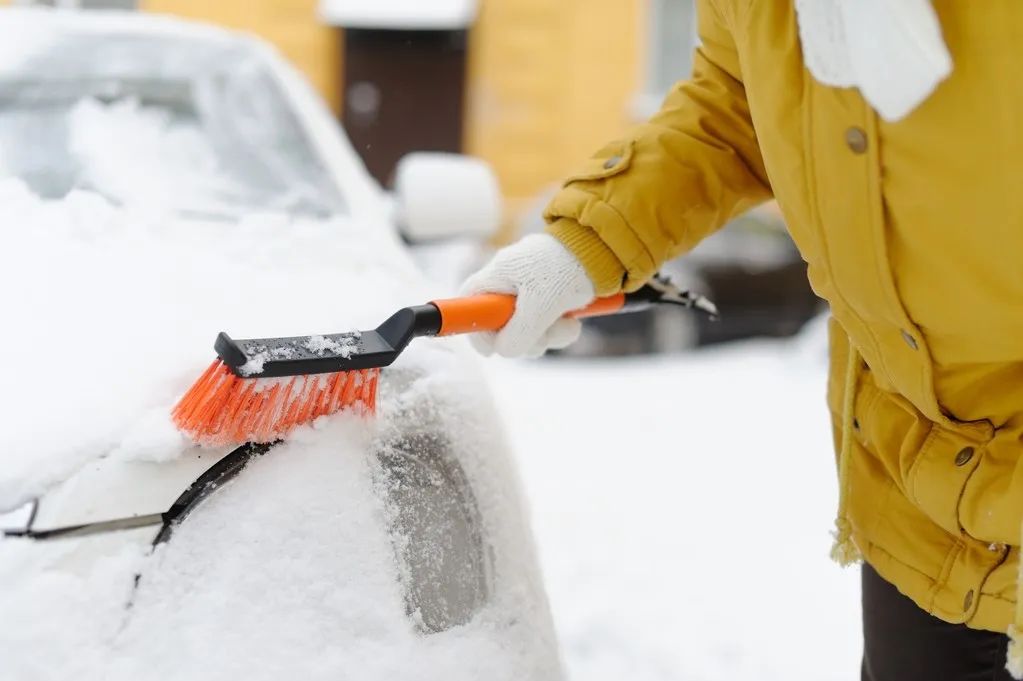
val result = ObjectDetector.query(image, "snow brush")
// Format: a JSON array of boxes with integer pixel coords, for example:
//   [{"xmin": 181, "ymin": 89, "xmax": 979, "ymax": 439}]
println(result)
[{"xmin": 172, "ymin": 276, "xmax": 717, "ymax": 447}]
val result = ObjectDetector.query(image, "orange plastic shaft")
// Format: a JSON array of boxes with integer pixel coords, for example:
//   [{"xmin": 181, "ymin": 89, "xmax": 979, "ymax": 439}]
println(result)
[{"xmin": 432, "ymin": 292, "xmax": 626, "ymax": 336}]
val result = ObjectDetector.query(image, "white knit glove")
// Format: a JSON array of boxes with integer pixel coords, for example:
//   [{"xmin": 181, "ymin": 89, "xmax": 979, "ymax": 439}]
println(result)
[{"xmin": 459, "ymin": 233, "xmax": 596, "ymax": 358}]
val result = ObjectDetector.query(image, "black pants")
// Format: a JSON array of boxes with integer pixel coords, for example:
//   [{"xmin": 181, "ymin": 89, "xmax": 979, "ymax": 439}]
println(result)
[{"xmin": 862, "ymin": 563, "xmax": 1014, "ymax": 681}]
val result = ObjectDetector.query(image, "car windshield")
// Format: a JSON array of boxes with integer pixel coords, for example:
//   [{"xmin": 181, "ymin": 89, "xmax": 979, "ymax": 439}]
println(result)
[{"xmin": 0, "ymin": 33, "xmax": 346, "ymax": 219}]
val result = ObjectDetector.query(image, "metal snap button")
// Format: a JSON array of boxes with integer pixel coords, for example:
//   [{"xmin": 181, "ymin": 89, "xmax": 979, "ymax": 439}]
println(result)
[
  {"xmin": 900, "ymin": 329, "xmax": 919, "ymax": 350},
  {"xmin": 603, "ymin": 155, "xmax": 622, "ymax": 170},
  {"xmin": 955, "ymin": 447, "xmax": 975, "ymax": 467},
  {"xmin": 845, "ymin": 127, "xmax": 868, "ymax": 154},
  {"xmin": 963, "ymin": 589, "xmax": 974, "ymax": 611}
]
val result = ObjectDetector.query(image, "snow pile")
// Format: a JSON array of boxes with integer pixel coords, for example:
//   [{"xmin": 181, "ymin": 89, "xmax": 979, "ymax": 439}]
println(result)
[
  {"xmin": 2, "ymin": 403, "xmax": 560, "ymax": 681},
  {"xmin": 66, "ymin": 97, "xmax": 256, "ymax": 216},
  {"xmin": 303, "ymin": 333, "xmax": 360, "ymax": 358},
  {"xmin": 235, "ymin": 333, "xmax": 362, "ymax": 375},
  {"xmin": 0, "ymin": 531, "xmax": 152, "ymax": 679},
  {"xmin": 486, "ymin": 331, "xmax": 861, "ymax": 681}
]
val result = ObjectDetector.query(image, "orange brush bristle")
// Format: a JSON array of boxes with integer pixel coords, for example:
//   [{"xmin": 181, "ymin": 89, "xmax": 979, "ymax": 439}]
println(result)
[{"xmin": 172, "ymin": 360, "xmax": 379, "ymax": 447}]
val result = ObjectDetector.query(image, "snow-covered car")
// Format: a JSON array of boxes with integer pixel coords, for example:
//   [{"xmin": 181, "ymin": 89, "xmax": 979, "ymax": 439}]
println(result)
[{"xmin": 0, "ymin": 9, "xmax": 560, "ymax": 681}]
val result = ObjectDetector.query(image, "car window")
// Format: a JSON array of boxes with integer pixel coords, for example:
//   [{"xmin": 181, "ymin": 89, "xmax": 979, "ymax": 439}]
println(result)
[{"xmin": 0, "ymin": 34, "xmax": 346, "ymax": 220}]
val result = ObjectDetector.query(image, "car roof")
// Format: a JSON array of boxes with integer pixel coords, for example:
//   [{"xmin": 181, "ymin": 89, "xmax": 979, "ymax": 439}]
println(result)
[
  {"xmin": 0, "ymin": 7, "xmax": 260, "ymax": 52},
  {"xmin": 0, "ymin": 8, "xmax": 277, "ymax": 83}
]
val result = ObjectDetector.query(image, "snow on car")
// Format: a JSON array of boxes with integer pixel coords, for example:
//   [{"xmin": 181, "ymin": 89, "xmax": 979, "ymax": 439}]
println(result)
[{"xmin": 0, "ymin": 9, "xmax": 560, "ymax": 681}]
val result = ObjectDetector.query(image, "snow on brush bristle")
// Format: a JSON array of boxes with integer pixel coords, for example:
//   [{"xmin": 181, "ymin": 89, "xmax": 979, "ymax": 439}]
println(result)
[{"xmin": 172, "ymin": 360, "xmax": 378, "ymax": 447}]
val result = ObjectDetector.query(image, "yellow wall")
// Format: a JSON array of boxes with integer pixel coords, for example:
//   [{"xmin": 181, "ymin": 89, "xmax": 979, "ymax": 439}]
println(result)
[
  {"xmin": 140, "ymin": 0, "xmax": 343, "ymax": 112},
  {"xmin": 467, "ymin": 0, "xmax": 645, "ymax": 215}
]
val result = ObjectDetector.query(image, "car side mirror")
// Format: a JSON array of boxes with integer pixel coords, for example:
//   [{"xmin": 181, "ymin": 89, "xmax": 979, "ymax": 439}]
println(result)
[{"xmin": 393, "ymin": 153, "xmax": 501, "ymax": 242}]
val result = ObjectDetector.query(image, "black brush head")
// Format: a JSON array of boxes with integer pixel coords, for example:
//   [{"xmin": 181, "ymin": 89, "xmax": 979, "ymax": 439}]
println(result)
[
  {"xmin": 215, "ymin": 329, "xmax": 396, "ymax": 378},
  {"xmin": 215, "ymin": 304, "xmax": 442, "ymax": 379}
]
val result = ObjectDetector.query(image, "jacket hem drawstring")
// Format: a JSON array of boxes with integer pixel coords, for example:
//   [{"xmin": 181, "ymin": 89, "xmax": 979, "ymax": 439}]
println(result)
[{"xmin": 830, "ymin": 340, "xmax": 862, "ymax": 566}]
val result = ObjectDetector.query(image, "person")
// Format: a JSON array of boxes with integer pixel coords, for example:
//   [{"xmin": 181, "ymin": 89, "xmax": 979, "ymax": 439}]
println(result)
[{"xmin": 459, "ymin": 2, "xmax": 1023, "ymax": 679}]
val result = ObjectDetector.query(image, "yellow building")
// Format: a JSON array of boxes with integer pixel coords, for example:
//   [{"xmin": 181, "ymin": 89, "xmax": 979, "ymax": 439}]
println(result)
[{"xmin": 465, "ymin": 1, "xmax": 647, "ymax": 210}]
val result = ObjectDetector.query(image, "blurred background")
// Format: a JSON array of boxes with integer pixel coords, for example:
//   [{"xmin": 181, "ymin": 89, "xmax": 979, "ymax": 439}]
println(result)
[{"xmin": 12, "ymin": 0, "xmax": 673, "ymax": 221}]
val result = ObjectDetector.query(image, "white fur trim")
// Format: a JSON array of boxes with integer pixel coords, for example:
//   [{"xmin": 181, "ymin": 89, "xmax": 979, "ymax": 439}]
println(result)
[
  {"xmin": 795, "ymin": 0, "xmax": 952, "ymax": 121},
  {"xmin": 1007, "ymin": 625, "xmax": 1023, "ymax": 679}
]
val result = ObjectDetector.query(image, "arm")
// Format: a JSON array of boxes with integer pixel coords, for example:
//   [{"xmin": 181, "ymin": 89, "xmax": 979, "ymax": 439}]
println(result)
[
  {"xmin": 545, "ymin": 0, "xmax": 772, "ymax": 296},
  {"xmin": 461, "ymin": 0, "xmax": 772, "ymax": 357}
]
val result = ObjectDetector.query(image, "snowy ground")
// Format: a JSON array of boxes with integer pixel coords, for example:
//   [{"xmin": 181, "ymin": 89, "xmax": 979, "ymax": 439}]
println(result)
[{"xmin": 483, "ymin": 324, "xmax": 863, "ymax": 681}]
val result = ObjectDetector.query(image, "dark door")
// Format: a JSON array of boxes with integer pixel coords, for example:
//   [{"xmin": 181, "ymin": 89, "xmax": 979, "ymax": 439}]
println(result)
[{"xmin": 342, "ymin": 28, "xmax": 467, "ymax": 186}]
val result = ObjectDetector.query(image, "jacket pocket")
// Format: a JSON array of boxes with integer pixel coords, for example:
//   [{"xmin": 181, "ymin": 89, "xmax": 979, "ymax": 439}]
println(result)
[
  {"xmin": 852, "ymin": 378, "xmax": 992, "ymax": 538},
  {"xmin": 906, "ymin": 423, "xmax": 989, "ymax": 537},
  {"xmin": 561, "ymin": 141, "xmax": 635, "ymax": 186}
]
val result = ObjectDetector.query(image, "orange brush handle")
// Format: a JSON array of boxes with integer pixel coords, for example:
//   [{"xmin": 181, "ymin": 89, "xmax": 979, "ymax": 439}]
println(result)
[{"xmin": 432, "ymin": 292, "xmax": 626, "ymax": 336}]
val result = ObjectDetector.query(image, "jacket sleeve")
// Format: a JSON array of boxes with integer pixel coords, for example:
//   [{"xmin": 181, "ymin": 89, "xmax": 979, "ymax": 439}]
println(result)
[{"xmin": 544, "ymin": 0, "xmax": 772, "ymax": 295}]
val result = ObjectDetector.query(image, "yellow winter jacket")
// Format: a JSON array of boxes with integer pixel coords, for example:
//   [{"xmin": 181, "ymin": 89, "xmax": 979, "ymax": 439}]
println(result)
[{"xmin": 546, "ymin": 0, "xmax": 1023, "ymax": 648}]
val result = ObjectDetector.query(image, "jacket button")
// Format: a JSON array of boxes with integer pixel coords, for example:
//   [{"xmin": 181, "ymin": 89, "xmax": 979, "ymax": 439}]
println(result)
[
  {"xmin": 963, "ymin": 589, "xmax": 974, "ymax": 611},
  {"xmin": 900, "ymin": 329, "xmax": 919, "ymax": 350},
  {"xmin": 603, "ymin": 155, "xmax": 622, "ymax": 169},
  {"xmin": 845, "ymin": 127, "xmax": 868, "ymax": 154},
  {"xmin": 955, "ymin": 447, "xmax": 975, "ymax": 466}
]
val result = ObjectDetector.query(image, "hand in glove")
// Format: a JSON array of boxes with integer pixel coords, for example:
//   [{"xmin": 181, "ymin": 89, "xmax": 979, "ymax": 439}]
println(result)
[{"xmin": 459, "ymin": 233, "xmax": 597, "ymax": 358}]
